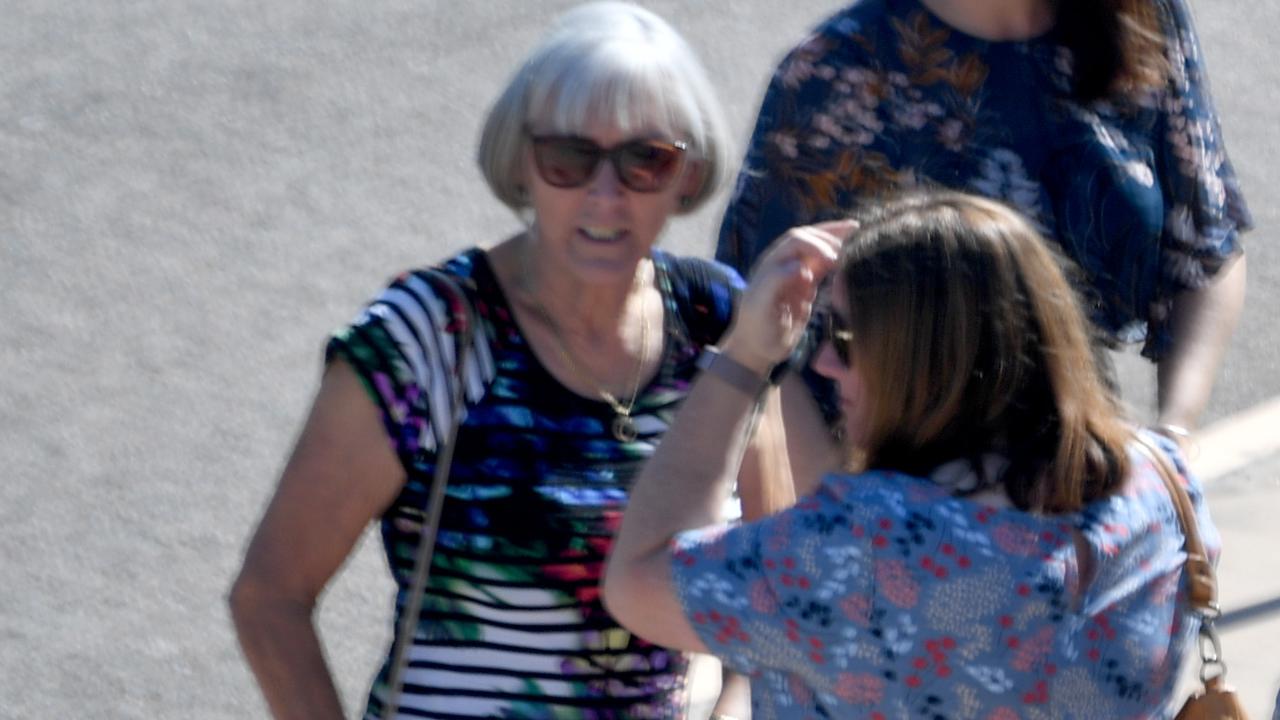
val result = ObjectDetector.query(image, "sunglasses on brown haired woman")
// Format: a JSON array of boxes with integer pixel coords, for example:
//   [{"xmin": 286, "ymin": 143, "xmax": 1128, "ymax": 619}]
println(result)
[
  {"xmin": 528, "ymin": 133, "xmax": 688, "ymax": 193},
  {"xmin": 824, "ymin": 308, "xmax": 856, "ymax": 365}
]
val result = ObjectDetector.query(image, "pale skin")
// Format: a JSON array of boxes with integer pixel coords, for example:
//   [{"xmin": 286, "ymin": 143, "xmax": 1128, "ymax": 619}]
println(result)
[
  {"xmin": 918, "ymin": 0, "xmax": 1054, "ymax": 42},
  {"xmin": 229, "ymin": 118, "xmax": 759, "ymax": 717},
  {"xmin": 1157, "ymin": 254, "xmax": 1247, "ymax": 434}
]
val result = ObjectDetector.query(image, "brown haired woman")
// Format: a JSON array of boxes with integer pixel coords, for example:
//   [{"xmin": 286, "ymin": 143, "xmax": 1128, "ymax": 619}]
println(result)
[
  {"xmin": 605, "ymin": 191, "xmax": 1221, "ymax": 717},
  {"xmin": 716, "ymin": 0, "xmax": 1251, "ymax": 446}
]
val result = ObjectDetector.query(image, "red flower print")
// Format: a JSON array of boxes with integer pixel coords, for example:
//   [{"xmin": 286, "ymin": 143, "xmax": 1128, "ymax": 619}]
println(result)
[
  {"xmin": 1022, "ymin": 680, "xmax": 1049, "ymax": 704},
  {"xmin": 992, "ymin": 523, "xmax": 1038, "ymax": 555},
  {"xmin": 1011, "ymin": 627, "xmax": 1054, "ymax": 672},
  {"xmin": 787, "ymin": 674, "xmax": 815, "ymax": 705},
  {"xmin": 874, "ymin": 558, "xmax": 919, "ymax": 607},
  {"xmin": 840, "ymin": 593, "xmax": 873, "ymax": 626},
  {"xmin": 749, "ymin": 579, "xmax": 778, "ymax": 614},
  {"xmin": 835, "ymin": 672, "xmax": 885, "ymax": 704}
]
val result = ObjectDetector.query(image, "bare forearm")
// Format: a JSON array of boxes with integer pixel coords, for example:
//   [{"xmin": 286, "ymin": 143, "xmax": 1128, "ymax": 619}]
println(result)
[
  {"xmin": 604, "ymin": 220, "xmax": 846, "ymax": 651},
  {"xmin": 617, "ymin": 353, "xmax": 762, "ymax": 560},
  {"xmin": 603, "ymin": 348, "xmax": 765, "ymax": 649},
  {"xmin": 778, "ymin": 374, "xmax": 839, "ymax": 497},
  {"xmin": 1157, "ymin": 254, "xmax": 1246, "ymax": 429},
  {"xmin": 736, "ymin": 386, "xmax": 796, "ymax": 519},
  {"xmin": 230, "ymin": 593, "xmax": 346, "ymax": 720},
  {"xmin": 711, "ymin": 669, "xmax": 753, "ymax": 719}
]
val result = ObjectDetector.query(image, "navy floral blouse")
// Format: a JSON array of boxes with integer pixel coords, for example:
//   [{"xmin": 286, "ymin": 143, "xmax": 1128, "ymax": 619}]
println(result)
[{"xmin": 716, "ymin": 0, "xmax": 1251, "ymax": 358}]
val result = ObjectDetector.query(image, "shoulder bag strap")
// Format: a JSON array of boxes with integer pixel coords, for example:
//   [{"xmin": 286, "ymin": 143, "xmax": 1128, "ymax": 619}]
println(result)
[
  {"xmin": 381, "ymin": 270, "xmax": 475, "ymax": 719},
  {"xmin": 1133, "ymin": 432, "xmax": 1218, "ymax": 611},
  {"xmin": 1132, "ymin": 432, "xmax": 1246, "ymax": 713}
]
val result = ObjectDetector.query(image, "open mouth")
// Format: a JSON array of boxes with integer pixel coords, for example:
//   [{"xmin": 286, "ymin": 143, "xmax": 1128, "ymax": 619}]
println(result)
[{"xmin": 579, "ymin": 226, "xmax": 627, "ymax": 243}]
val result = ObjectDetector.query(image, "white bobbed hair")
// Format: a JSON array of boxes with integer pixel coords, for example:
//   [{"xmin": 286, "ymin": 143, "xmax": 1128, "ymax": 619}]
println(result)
[{"xmin": 477, "ymin": 2, "xmax": 732, "ymax": 214}]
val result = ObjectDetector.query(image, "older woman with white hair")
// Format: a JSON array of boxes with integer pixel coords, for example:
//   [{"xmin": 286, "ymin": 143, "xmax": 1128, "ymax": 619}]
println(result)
[{"xmin": 230, "ymin": 3, "xmax": 758, "ymax": 718}]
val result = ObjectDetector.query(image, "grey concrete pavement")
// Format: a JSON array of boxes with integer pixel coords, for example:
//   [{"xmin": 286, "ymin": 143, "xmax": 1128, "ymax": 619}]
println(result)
[
  {"xmin": 2, "ymin": 1, "xmax": 1276, "ymax": 718},
  {"xmin": 1174, "ymin": 400, "xmax": 1280, "ymax": 720},
  {"xmin": 1193, "ymin": 451, "xmax": 1280, "ymax": 720}
]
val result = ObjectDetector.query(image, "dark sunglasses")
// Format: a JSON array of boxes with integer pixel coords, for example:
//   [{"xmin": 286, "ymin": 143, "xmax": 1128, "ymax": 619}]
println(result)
[
  {"xmin": 823, "ymin": 308, "xmax": 856, "ymax": 366},
  {"xmin": 528, "ymin": 132, "xmax": 688, "ymax": 193}
]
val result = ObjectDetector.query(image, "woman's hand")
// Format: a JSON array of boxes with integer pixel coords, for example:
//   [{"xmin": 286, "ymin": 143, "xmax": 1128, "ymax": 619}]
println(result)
[{"xmin": 721, "ymin": 220, "xmax": 854, "ymax": 373}]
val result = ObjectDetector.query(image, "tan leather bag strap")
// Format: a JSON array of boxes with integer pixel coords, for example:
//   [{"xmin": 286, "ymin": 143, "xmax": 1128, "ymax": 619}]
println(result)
[{"xmin": 1132, "ymin": 432, "xmax": 1218, "ymax": 612}]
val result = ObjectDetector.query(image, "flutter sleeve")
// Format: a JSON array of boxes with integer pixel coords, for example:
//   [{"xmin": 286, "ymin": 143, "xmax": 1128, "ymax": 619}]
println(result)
[
  {"xmin": 715, "ymin": 27, "xmax": 854, "ymax": 277},
  {"xmin": 1147, "ymin": 0, "xmax": 1252, "ymax": 357},
  {"xmin": 664, "ymin": 254, "xmax": 745, "ymax": 348}
]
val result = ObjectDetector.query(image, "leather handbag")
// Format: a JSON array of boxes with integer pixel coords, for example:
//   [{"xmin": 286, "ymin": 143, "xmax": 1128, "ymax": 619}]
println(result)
[{"xmin": 1134, "ymin": 433, "xmax": 1251, "ymax": 720}]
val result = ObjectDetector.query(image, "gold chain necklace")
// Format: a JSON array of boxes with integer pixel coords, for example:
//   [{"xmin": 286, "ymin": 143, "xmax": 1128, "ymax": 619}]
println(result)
[{"xmin": 523, "ymin": 256, "xmax": 651, "ymax": 443}]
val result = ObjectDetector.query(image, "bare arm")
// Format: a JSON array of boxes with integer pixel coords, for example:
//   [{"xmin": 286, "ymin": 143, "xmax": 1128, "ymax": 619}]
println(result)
[
  {"xmin": 735, "ymin": 386, "xmax": 796, "ymax": 519},
  {"xmin": 1156, "ymin": 253, "xmax": 1246, "ymax": 433},
  {"xmin": 604, "ymin": 222, "xmax": 847, "ymax": 651},
  {"xmin": 778, "ymin": 373, "xmax": 840, "ymax": 498},
  {"xmin": 738, "ymin": 373, "xmax": 840, "ymax": 505},
  {"xmin": 708, "ymin": 385, "xmax": 799, "ymax": 719},
  {"xmin": 229, "ymin": 360, "xmax": 405, "ymax": 720},
  {"xmin": 603, "ymin": 343, "xmax": 762, "ymax": 650}
]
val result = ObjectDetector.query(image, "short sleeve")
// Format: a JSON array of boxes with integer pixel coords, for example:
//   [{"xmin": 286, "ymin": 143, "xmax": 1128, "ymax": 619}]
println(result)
[
  {"xmin": 670, "ymin": 521, "xmax": 776, "ymax": 675},
  {"xmin": 1078, "ymin": 431, "xmax": 1220, "ymax": 614},
  {"xmin": 325, "ymin": 268, "xmax": 492, "ymax": 470},
  {"xmin": 1147, "ymin": 0, "xmax": 1252, "ymax": 355},
  {"xmin": 662, "ymin": 254, "xmax": 745, "ymax": 349}
]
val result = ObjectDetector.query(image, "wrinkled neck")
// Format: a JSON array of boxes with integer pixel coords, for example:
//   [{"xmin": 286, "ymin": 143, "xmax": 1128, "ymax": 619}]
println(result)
[{"xmin": 519, "ymin": 235, "xmax": 653, "ymax": 341}]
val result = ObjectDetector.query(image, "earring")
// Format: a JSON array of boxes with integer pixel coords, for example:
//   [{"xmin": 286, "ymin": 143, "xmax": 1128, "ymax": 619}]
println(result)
[
  {"xmin": 515, "ymin": 184, "xmax": 528, "ymax": 201},
  {"xmin": 678, "ymin": 196, "xmax": 692, "ymax": 209}
]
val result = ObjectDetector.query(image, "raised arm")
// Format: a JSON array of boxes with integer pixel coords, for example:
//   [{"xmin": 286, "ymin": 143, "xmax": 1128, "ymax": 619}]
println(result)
[
  {"xmin": 228, "ymin": 359, "xmax": 405, "ymax": 720},
  {"xmin": 603, "ymin": 222, "xmax": 848, "ymax": 650}
]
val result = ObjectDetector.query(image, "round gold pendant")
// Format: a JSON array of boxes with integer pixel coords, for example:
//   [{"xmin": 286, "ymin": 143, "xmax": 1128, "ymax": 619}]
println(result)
[{"xmin": 611, "ymin": 414, "xmax": 638, "ymax": 443}]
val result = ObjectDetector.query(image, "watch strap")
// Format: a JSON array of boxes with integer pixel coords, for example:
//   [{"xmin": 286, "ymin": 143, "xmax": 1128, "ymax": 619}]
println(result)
[{"xmin": 697, "ymin": 346, "xmax": 771, "ymax": 397}]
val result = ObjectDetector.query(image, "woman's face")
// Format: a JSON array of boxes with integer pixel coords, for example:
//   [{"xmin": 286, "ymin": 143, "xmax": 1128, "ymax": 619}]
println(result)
[
  {"xmin": 811, "ymin": 283, "xmax": 871, "ymax": 448},
  {"xmin": 522, "ymin": 115, "xmax": 696, "ymax": 286}
]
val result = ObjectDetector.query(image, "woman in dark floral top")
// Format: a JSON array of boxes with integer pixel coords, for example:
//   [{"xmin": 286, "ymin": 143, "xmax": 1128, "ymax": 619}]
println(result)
[{"xmin": 716, "ymin": 0, "xmax": 1251, "ymax": 441}]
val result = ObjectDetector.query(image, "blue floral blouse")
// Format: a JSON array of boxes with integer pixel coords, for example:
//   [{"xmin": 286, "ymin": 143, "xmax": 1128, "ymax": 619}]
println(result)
[
  {"xmin": 671, "ymin": 434, "xmax": 1219, "ymax": 719},
  {"xmin": 716, "ymin": 0, "xmax": 1251, "ymax": 358}
]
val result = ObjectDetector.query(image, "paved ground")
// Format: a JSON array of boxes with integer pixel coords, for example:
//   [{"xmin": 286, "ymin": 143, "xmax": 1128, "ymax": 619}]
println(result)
[{"xmin": 2, "ymin": 1, "xmax": 1276, "ymax": 718}]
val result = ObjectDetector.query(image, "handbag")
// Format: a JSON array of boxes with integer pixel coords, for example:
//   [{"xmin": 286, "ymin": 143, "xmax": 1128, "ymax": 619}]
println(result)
[
  {"xmin": 380, "ymin": 270, "xmax": 477, "ymax": 720},
  {"xmin": 1134, "ymin": 433, "xmax": 1251, "ymax": 720}
]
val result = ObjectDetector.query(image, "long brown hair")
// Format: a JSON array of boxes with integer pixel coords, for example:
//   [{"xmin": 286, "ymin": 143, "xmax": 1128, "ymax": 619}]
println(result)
[
  {"xmin": 837, "ymin": 192, "xmax": 1132, "ymax": 513},
  {"xmin": 1054, "ymin": 0, "xmax": 1169, "ymax": 102}
]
